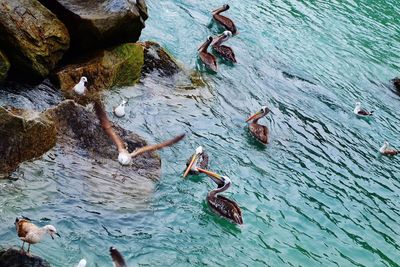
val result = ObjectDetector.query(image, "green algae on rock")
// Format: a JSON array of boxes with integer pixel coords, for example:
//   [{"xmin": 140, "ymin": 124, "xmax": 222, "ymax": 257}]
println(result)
[
  {"xmin": 0, "ymin": 0, "xmax": 70, "ymax": 83},
  {"xmin": 53, "ymin": 43, "xmax": 144, "ymax": 96},
  {"xmin": 0, "ymin": 50, "xmax": 10, "ymax": 82},
  {"xmin": 0, "ymin": 106, "xmax": 57, "ymax": 178}
]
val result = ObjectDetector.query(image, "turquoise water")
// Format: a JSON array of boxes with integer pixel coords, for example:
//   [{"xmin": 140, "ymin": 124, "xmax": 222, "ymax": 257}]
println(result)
[{"xmin": 1, "ymin": 0, "xmax": 400, "ymax": 266}]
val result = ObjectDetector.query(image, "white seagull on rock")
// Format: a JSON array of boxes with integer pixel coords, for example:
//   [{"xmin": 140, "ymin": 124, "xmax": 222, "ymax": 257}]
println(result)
[
  {"xmin": 15, "ymin": 217, "xmax": 60, "ymax": 253},
  {"xmin": 353, "ymin": 102, "xmax": 373, "ymax": 116},
  {"xmin": 114, "ymin": 99, "xmax": 127, "ymax": 118},
  {"xmin": 73, "ymin": 76, "xmax": 88, "ymax": 95}
]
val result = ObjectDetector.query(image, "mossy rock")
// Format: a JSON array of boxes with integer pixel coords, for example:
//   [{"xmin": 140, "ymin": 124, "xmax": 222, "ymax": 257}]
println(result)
[
  {"xmin": 0, "ymin": 50, "xmax": 10, "ymax": 82},
  {"xmin": 0, "ymin": 106, "xmax": 57, "ymax": 178},
  {"xmin": 52, "ymin": 43, "xmax": 144, "ymax": 103}
]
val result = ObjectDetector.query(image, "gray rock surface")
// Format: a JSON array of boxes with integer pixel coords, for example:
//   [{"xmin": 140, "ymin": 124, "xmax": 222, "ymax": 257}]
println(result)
[{"xmin": 0, "ymin": 248, "xmax": 51, "ymax": 267}]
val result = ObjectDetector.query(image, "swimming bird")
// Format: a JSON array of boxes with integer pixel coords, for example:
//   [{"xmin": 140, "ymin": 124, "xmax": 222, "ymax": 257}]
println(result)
[
  {"xmin": 73, "ymin": 76, "xmax": 88, "ymax": 95},
  {"xmin": 114, "ymin": 99, "xmax": 127, "ymax": 118},
  {"xmin": 76, "ymin": 259, "xmax": 87, "ymax": 267},
  {"xmin": 379, "ymin": 141, "xmax": 399, "ymax": 156},
  {"xmin": 353, "ymin": 102, "xmax": 373, "ymax": 116},
  {"xmin": 212, "ymin": 4, "xmax": 237, "ymax": 35},
  {"xmin": 110, "ymin": 247, "xmax": 127, "ymax": 267},
  {"xmin": 198, "ymin": 36, "xmax": 218, "ymax": 72},
  {"xmin": 246, "ymin": 106, "xmax": 271, "ymax": 144},
  {"xmin": 197, "ymin": 168, "xmax": 243, "ymax": 224},
  {"xmin": 212, "ymin": 31, "xmax": 237, "ymax": 63},
  {"xmin": 15, "ymin": 217, "xmax": 60, "ymax": 253},
  {"xmin": 183, "ymin": 146, "xmax": 209, "ymax": 177}
]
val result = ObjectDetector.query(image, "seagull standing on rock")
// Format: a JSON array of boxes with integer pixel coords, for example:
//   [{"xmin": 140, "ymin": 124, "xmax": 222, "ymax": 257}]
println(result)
[
  {"xmin": 114, "ymin": 99, "xmax": 127, "ymax": 118},
  {"xmin": 15, "ymin": 217, "xmax": 60, "ymax": 253},
  {"xmin": 353, "ymin": 101, "xmax": 373, "ymax": 116},
  {"xmin": 73, "ymin": 76, "xmax": 88, "ymax": 95}
]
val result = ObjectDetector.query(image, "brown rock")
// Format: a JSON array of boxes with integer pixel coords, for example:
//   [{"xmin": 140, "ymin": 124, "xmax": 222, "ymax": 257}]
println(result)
[
  {"xmin": 0, "ymin": 106, "xmax": 57, "ymax": 178},
  {"xmin": 0, "ymin": 49, "xmax": 10, "ymax": 82},
  {"xmin": 0, "ymin": 0, "xmax": 70, "ymax": 82}
]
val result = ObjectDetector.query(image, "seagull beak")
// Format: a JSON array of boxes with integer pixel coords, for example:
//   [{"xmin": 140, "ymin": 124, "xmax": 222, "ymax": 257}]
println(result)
[
  {"xmin": 246, "ymin": 111, "xmax": 262, "ymax": 122},
  {"xmin": 183, "ymin": 154, "xmax": 199, "ymax": 178}
]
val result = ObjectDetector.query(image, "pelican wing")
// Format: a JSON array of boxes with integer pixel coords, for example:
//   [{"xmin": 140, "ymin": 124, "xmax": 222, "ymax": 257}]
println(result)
[
  {"xmin": 199, "ymin": 52, "xmax": 217, "ymax": 72},
  {"xmin": 213, "ymin": 15, "xmax": 237, "ymax": 34},
  {"xmin": 213, "ymin": 45, "xmax": 237, "ymax": 63},
  {"xmin": 208, "ymin": 195, "xmax": 243, "ymax": 224},
  {"xmin": 249, "ymin": 123, "xmax": 269, "ymax": 144}
]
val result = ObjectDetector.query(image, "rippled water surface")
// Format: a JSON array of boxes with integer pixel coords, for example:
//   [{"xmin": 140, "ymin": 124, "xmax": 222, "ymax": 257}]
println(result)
[{"xmin": 1, "ymin": 0, "xmax": 400, "ymax": 266}]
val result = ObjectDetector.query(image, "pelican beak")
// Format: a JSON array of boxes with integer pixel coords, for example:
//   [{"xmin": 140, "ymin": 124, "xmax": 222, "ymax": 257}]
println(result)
[
  {"xmin": 246, "ymin": 111, "xmax": 262, "ymax": 122},
  {"xmin": 212, "ymin": 6, "xmax": 224, "ymax": 13},
  {"xmin": 197, "ymin": 168, "xmax": 224, "ymax": 186},
  {"xmin": 183, "ymin": 154, "xmax": 199, "ymax": 178},
  {"xmin": 56, "ymin": 233, "xmax": 61, "ymax": 238}
]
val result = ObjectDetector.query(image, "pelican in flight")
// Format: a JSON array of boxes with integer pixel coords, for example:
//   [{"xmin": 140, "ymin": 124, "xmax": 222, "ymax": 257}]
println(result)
[
  {"xmin": 183, "ymin": 146, "xmax": 209, "ymax": 177},
  {"xmin": 246, "ymin": 106, "xmax": 271, "ymax": 144},
  {"xmin": 354, "ymin": 102, "xmax": 373, "ymax": 116},
  {"xmin": 197, "ymin": 168, "xmax": 243, "ymax": 224},
  {"xmin": 198, "ymin": 36, "xmax": 217, "ymax": 72},
  {"xmin": 379, "ymin": 141, "xmax": 399, "ymax": 156},
  {"xmin": 212, "ymin": 31, "xmax": 237, "ymax": 63},
  {"xmin": 15, "ymin": 217, "xmax": 60, "ymax": 253},
  {"xmin": 212, "ymin": 4, "xmax": 237, "ymax": 35},
  {"xmin": 73, "ymin": 76, "xmax": 87, "ymax": 95}
]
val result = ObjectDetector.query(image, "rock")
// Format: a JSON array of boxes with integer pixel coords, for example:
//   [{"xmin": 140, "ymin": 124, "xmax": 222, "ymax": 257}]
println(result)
[
  {"xmin": 0, "ymin": 0, "xmax": 70, "ymax": 83},
  {"xmin": 52, "ymin": 43, "xmax": 144, "ymax": 96},
  {"xmin": 0, "ymin": 106, "xmax": 57, "ymax": 178},
  {"xmin": 44, "ymin": 100, "xmax": 161, "ymax": 181},
  {"xmin": 392, "ymin": 77, "xmax": 400, "ymax": 91},
  {"xmin": 140, "ymin": 41, "xmax": 181, "ymax": 77},
  {"xmin": 0, "ymin": 49, "xmax": 10, "ymax": 82},
  {"xmin": 38, "ymin": 0, "xmax": 148, "ymax": 52},
  {"xmin": 0, "ymin": 248, "xmax": 51, "ymax": 267}
]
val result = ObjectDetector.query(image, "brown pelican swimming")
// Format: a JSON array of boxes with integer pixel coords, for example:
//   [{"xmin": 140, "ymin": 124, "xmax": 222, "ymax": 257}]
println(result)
[
  {"xmin": 212, "ymin": 4, "xmax": 237, "ymax": 35},
  {"xmin": 354, "ymin": 102, "xmax": 373, "ymax": 116},
  {"xmin": 246, "ymin": 106, "xmax": 271, "ymax": 144},
  {"xmin": 198, "ymin": 36, "xmax": 218, "ymax": 72},
  {"xmin": 183, "ymin": 146, "xmax": 209, "ymax": 177},
  {"xmin": 110, "ymin": 247, "xmax": 127, "ymax": 267},
  {"xmin": 212, "ymin": 31, "xmax": 237, "ymax": 63},
  {"xmin": 15, "ymin": 217, "xmax": 60, "ymax": 253},
  {"xmin": 379, "ymin": 141, "xmax": 399, "ymax": 156},
  {"xmin": 197, "ymin": 168, "xmax": 243, "ymax": 224}
]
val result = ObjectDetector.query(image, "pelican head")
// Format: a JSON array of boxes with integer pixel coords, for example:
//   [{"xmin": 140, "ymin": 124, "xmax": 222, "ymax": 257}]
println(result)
[
  {"xmin": 380, "ymin": 141, "xmax": 389, "ymax": 153},
  {"xmin": 118, "ymin": 150, "xmax": 132, "ymax": 165},
  {"xmin": 224, "ymin": 30, "xmax": 233, "ymax": 38},
  {"xmin": 80, "ymin": 76, "xmax": 88, "ymax": 83},
  {"xmin": 212, "ymin": 4, "xmax": 230, "ymax": 14},
  {"xmin": 183, "ymin": 146, "xmax": 204, "ymax": 177},
  {"xmin": 197, "ymin": 168, "xmax": 230, "ymax": 188},
  {"xmin": 223, "ymin": 4, "xmax": 230, "ymax": 10},
  {"xmin": 246, "ymin": 106, "xmax": 271, "ymax": 122},
  {"xmin": 43, "ymin": 225, "xmax": 60, "ymax": 239}
]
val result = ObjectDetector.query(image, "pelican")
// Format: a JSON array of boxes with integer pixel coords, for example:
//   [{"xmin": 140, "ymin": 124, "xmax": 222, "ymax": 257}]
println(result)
[
  {"xmin": 246, "ymin": 106, "xmax": 271, "ymax": 144},
  {"xmin": 15, "ymin": 217, "xmax": 60, "ymax": 253},
  {"xmin": 212, "ymin": 4, "xmax": 237, "ymax": 35},
  {"xmin": 197, "ymin": 168, "xmax": 243, "ymax": 224},
  {"xmin": 379, "ymin": 141, "xmax": 399, "ymax": 156},
  {"xmin": 73, "ymin": 76, "xmax": 87, "ymax": 95},
  {"xmin": 110, "ymin": 247, "xmax": 127, "ymax": 267},
  {"xmin": 198, "ymin": 36, "xmax": 217, "ymax": 72},
  {"xmin": 114, "ymin": 99, "xmax": 127, "ymax": 118},
  {"xmin": 76, "ymin": 259, "xmax": 87, "ymax": 267},
  {"xmin": 212, "ymin": 31, "xmax": 237, "ymax": 63},
  {"xmin": 354, "ymin": 102, "xmax": 373, "ymax": 116},
  {"xmin": 183, "ymin": 146, "xmax": 209, "ymax": 177}
]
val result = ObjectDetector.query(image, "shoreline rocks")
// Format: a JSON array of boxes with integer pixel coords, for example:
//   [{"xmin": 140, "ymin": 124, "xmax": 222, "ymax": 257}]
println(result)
[
  {"xmin": 0, "ymin": 50, "xmax": 10, "ymax": 82},
  {"xmin": 0, "ymin": 248, "xmax": 51, "ymax": 267},
  {"xmin": 0, "ymin": 0, "xmax": 70, "ymax": 83},
  {"xmin": 392, "ymin": 77, "xmax": 400, "ymax": 91},
  {"xmin": 0, "ymin": 106, "xmax": 57, "ymax": 178}
]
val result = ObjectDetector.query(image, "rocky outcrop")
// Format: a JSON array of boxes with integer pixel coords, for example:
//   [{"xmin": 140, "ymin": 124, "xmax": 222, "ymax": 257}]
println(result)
[
  {"xmin": 0, "ymin": 106, "xmax": 56, "ymax": 178},
  {"xmin": 45, "ymin": 100, "xmax": 161, "ymax": 181},
  {"xmin": 38, "ymin": 0, "xmax": 148, "ymax": 52},
  {"xmin": 0, "ymin": 50, "xmax": 10, "ymax": 82},
  {"xmin": 52, "ymin": 43, "xmax": 144, "ymax": 95},
  {"xmin": 0, "ymin": 0, "xmax": 70, "ymax": 83},
  {"xmin": 0, "ymin": 248, "xmax": 51, "ymax": 267},
  {"xmin": 140, "ymin": 41, "xmax": 180, "ymax": 77}
]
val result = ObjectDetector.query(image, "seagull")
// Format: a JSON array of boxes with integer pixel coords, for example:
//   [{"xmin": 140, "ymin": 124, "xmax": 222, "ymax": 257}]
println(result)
[
  {"xmin": 114, "ymin": 99, "xmax": 127, "ymax": 118},
  {"xmin": 15, "ymin": 217, "xmax": 60, "ymax": 253},
  {"xmin": 76, "ymin": 259, "xmax": 87, "ymax": 267},
  {"xmin": 73, "ymin": 76, "xmax": 88, "ymax": 95},
  {"xmin": 110, "ymin": 247, "xmax": 127, "ymax": 267},
  {"xmin": 353, "ymin": 102, "xmax": 373, "ymax": 116},
  {"xmin": 379, "ymin": 141, "xmax": 399, "ymax": 156}
]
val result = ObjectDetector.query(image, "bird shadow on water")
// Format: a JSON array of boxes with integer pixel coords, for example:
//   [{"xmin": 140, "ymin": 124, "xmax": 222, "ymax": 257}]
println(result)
[{"xmin": 199, "ymin": 201, "xmax": 242, "ymax": 235}]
